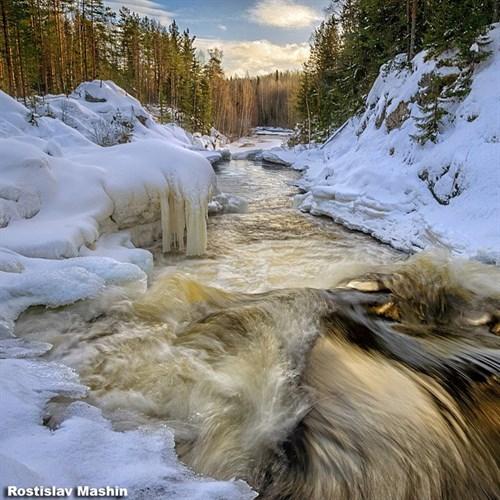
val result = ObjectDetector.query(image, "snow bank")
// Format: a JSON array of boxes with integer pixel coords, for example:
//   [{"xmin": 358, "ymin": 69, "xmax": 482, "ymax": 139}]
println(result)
[
  {"xmin": 228, "ymin": 132, "xmax": 289, "ymax": 160},
  {"xmin": 1, "ymin": 83, "xmax": 216, "ymax": 258},
  {"xmin": 0, "ymin": 351, "xmax": 256, "ymax": 499},
  {"xmin": 0, "ymin": 82, "xmax": 256, "ymax": 497},
  {"xmin": 36, "ymin": 81, "xmax": 209, "ymax": 150},
  {"xmin": 32, "ymin": 81, "xmax": 228, "ymax": 164},
  {"xmin": 1, "ymin": 84, "xmax": 216, "ymax": 259},
  {"xmin": 0, "ymin": 247, "xmax": 148, "ymax": 338},
  {"xmin": 0, "ymin": 82, "xmax": 217, "ymax": 327},
  {"xmin": 267, "ymin": 25, "xmax": 500, "ymax": 262}
]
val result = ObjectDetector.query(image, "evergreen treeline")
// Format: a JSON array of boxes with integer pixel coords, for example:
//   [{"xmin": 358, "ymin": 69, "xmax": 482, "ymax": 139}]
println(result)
[
  {"xmin": 0, "ymin": 0, "xmax": 298, "ymax": 137},
  {"xmin": 296, "ymin": 0, "xmax": 499, "ymax": 143}
]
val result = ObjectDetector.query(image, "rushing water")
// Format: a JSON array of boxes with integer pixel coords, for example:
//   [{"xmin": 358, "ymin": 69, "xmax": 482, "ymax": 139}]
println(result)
[
  {"xmin": 151, "ymin": 158, "xmax": 404, "ymax": 291},
  {"xmin": 15, "ymin": 155, "xmax": 500, "ymax": 499}
]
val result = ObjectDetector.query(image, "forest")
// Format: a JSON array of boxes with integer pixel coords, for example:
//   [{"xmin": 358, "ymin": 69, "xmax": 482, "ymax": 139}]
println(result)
[
  {"xmin": 296, "ymin": 0, "xmax": 498, "ymax": 142},
  {"xmin": 0, "ymin": 0, "xmax": 299, "ymax": 137},
  {"xmin": 0, "ymin": 0, "xmax": 498, "ymax": 139}
]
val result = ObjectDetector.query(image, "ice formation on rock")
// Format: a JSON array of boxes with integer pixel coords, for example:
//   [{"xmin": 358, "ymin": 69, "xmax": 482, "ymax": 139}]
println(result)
[
  {"xmin": 0, "ymin": 86, "xmax": 215, "ymax": 258},
  {"xmin": 0, "ymin": 83, "xmax": 216, "ymax": 331}
]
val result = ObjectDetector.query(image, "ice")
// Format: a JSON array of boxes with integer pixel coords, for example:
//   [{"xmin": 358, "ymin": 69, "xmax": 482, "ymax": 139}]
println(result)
[
  {"xmin": 0, "ymin": 249, "xmax": 148, "ymax": 337},
  {"xmin": 209, "ymin": 193, "xmax": 248, "ymax": 215},
  {"xmin": 0, "ymin": 79, "xmax": 218, "ymax": 264},
  {"xmin": 0, "ymin": 82, "xmax": 216, "ymax": 323},
  {"xmin": 0, "ymin": 81, "xmax": 256, "ymax": 497},
  {"xmin": 227, "ymin": 130, "xmax": 287, "ymax": 159},
  {"xmin": 265, "ymin": 25, "xmax": 500, "ymax": 262},
  {"xmin": 0, "ymin": 358, "xmax": 256, "ymax": 499}
]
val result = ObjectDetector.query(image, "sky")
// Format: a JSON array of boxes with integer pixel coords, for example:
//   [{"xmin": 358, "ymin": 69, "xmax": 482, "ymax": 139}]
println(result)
[{"xmin": 104, "ymin": 0, "xmax": 332, "ymax": 76}]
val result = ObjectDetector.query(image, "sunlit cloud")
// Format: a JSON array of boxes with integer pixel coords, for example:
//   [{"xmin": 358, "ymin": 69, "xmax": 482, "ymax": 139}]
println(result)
[
  {"xmin": 248, "ymin": 0, "xmax": 323, "ymax": 29},
  {"xmin": 104, "ymin": 0, "xmax": 174, "ymax": 26},
  {"xmin": 195, "ymin": 38, "xmax": 310, "ymax": 77},
  {"xmin": 219, "ymin": 24, "xmax": 228, "ymax": 31}
]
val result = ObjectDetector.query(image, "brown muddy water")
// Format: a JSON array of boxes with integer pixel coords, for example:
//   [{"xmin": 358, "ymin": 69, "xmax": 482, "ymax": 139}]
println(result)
[
  {"xmin": 15, "ymin": 157, "xmax": 500, "ymax": 499},
  {"xmin": 152, "ymin": 158, "xmax": 404, "ymax": 290}
]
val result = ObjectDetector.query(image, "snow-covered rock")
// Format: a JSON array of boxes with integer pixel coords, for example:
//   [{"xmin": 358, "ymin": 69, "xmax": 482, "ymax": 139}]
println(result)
[
  {"xmin": 208, "ymin": 193, "xmax": 248, "ymax": 215},
  {"xmin": 0, "ymin": 82, "xmax": 217, "ymax": 325},
  {"xmin": 0, "ymin": 354, "xmax": 256, "ymax": 499},
  {"xmin": 266, "ymin": 24, "xmax": 500, "ymax": 262},
  {"xmin": 227, "ymin": 132, "xmax": 289, "ymax": 160}
]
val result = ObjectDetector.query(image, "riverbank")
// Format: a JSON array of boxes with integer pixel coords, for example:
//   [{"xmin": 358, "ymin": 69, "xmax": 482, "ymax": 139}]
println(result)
[
  {"xmin": 1, "ymin": 72, "xmax": 497, "ymax": 497},
  {"xmin": 9, "ymin": 156, "xmax": 500, "ymax": 500},
  {"xmin": 257, "ymin": 26, "xmax": 500, "ymax": 264},
  {"xmin": 0, "ymin": 83, "xmax": 256, "ymax": 499}
]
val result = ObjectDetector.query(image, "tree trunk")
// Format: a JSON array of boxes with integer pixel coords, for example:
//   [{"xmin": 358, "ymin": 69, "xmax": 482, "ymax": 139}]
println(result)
[
  {"xmin": 409, "ymin": 0, "xmax": 417, "ymax": 61},
  {"xmin": 54, "ymin": 0, "xmax": 66, "ymax": 92},
  {"xmin": 406, "ymin": 0, "xmax": 411, "ymax": 61},
  {"xmin": 90, "ymin": 0, "xmax": 97, "ymax": 79},
  {"xmin": 15, "ymin": 22, "xmax": 26, "ymax": 102},
  {"xmin": 1, "ymin": 0, "xmax": 15, "ymax": 95},
  {"xmin": 81, "ymin": 0, "xmax": 88, "ymax": 81}
]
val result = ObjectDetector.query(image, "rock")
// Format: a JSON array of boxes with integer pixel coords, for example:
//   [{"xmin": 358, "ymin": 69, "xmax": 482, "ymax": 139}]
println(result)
[
  {"xmin": 84, "ymin": 91, "xmax": 107, "ymax": 103},
  {"xmin": 386, "ymin": 101, "xmax": 410, "ymax": 132},
  {"xmin": 261, "ymin": 151, "xmax": 292, "ymax": 166}
]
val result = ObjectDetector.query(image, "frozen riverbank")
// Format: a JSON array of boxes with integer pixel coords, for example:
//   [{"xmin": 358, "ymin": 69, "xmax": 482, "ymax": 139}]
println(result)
[
  {"xmin": 0, "ymin": 82, "xmax": 256, "ymax": 499},
  {"xmin": 261, "ymin": 26, "xmax": 500, "ymax": 263}
]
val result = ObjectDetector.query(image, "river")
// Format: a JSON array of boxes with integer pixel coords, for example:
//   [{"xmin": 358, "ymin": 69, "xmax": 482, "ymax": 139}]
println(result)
[
  {"xmin": 14, "ymin": 151, "xmax": 500, "ymax": 499},
  {"xmin": 152, "ymin": 157, "xmax": 404, "ymax": 292}
]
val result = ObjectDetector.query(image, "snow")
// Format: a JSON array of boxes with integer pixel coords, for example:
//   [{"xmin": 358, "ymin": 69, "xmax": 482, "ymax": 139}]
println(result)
[
  {"xmin": 1, "ymin": 82, "xmax": 256, "ymax": 498},
  {"xmin": 0, "ymin": 81, "xmax": 217, "ymax": 321},
  {"xmin": 0, "ymin": 248, "xmax": 148, "ymax": 338},
  {"xmin": 228, "ymin": 129, "xmax": 290, "ymax": 160},
  {"xmin": 0, "ymin": 355, "xmax": 256, "ymax": 499},
  {"xmin": 208, "ymin": 192, "xmax": 248, "ymax": 215},
  {"xmin": 265, "ymin": 25, "xmax": 500, "ymax": 262},
  {"xmin": 1, "ymin": 25, "xmax": 498, "ymax": 495}
]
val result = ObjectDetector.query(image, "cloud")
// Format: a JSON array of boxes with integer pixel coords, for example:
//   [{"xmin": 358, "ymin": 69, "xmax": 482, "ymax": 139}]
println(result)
[
  {"xmin": 104, "ymin": 0, "xmax": 174, "ymax": 26},
  {"xmin": 248, "ymin": 0, "xmax": 323, "ymax": 29},
  {"xmin": 195, "ymin": 38, "xmax": 310, "ymax": 77},
  {"xmin": 218, "ymin": 25, "xmax": 228, "ymax": 31}
]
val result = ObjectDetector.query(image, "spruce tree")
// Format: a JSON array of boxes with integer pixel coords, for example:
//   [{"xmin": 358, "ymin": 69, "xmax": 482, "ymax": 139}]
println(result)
[{"xmin": 411, "ymin": 72, "xmax": 449, "ymax": 145}]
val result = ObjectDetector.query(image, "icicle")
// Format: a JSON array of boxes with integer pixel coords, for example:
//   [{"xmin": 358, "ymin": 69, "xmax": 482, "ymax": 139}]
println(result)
[
  {"xmin": 160, "ymin": 187, "xmax": 171, "ymax": 253},
  {"xmin": 160, "ymin": 183, "xmax": 188, "ymax": 253},
  {"xmin": 160, "ymin": 178, "xmax": 212, "ymax": 256},
  {"xmin": 169, "ymin": 191, "xmax": 186, "ymax": 252},
  {"xmin": 185, "ymin": 197, "xmax": 208, "ymax": 256}
]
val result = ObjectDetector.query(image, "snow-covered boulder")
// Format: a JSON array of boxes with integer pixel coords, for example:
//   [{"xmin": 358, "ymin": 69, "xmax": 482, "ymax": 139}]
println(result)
[
  {"xmin": 268, "ymin": 24, "xmax": 500, "ymax": 262},
  {"xmin": 33, "ymin": 81, "xmax": 230, "ymax": 167},
  {"xmin": 0, "ymin": 83, "xmax": 217, "ymax": 333}
]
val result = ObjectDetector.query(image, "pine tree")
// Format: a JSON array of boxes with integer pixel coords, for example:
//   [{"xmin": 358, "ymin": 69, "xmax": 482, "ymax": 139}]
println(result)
[
  {"xmin": 204, "ymin": 48, "xmax": 227, "ymax": 131},
  {"xmin": 1, "ymin": 0, "xmax": 16, "ymax": 95},
  {"xmin": 424, "ymin": 0, "xmax": 495, "ymax": 59},
  {"xmin": 411, "ymin": 72, "xmax": 449, "ymax": 145}
]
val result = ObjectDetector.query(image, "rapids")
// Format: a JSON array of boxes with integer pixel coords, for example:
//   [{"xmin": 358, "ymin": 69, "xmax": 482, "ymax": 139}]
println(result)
[
  {"xmin": 14, "ymin": 152, "xmax": 500, "ymax": 499},
  {"xmin": 152, "ymin": 158, "xmax": 404, "ymax": 291}
]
